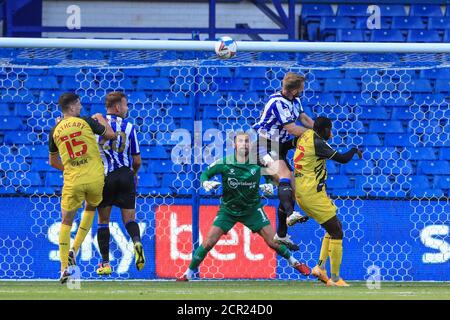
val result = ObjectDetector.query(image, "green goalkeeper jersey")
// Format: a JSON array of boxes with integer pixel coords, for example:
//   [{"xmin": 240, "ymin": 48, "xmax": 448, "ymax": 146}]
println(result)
[{"xmin": 200, "ymin": 155, "xmax": 261, "ymax": 216}]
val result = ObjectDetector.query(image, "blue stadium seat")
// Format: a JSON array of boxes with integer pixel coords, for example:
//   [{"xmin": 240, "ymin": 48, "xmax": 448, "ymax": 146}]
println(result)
[
  {"xmin": 337, "ymin": 4, "xmax": 370, "ymax": 16},
  {"xmin": 391, "ymin": 16, "xmax": 425, "ymax": 30},
  {"xmin": 25, "ymin": 76, "xmax": 59, "ymax": 90},
  {"xmin": 380, "ymin": 159, "xmax": 413, "ymax": 175},
  {"xmin": 136, "ymin": 78, "xmax": 171, "ymax": 90},
  {"xmin": 428, "ymin": 17, "xmax": 450, "ymax": 29},
  {"xmin": 168, "ymin": 105, "xmax": 193, "ymax": 119},
  {"xmin": 342, "ymin": 160, "xmax": 375, "ymax": 175},
  {"xmin": 49, "ymin": 67, "xmax": 79, "ymax": 77},
  {"xmin": 370, "ymin": 30, "xmax": 405, "ymax": 42},
  {"xmin": 433, "ymin": 176, "xmax": 450, "ymax": 189},
  {"xmin": 407, "ymin": 30, "xmax": 441, "ymax": 43},
  {"xmin": 326, "ymin": 175, "xmax": 350, "ymax": 189},
  {"xmin": 29, "ymin": 146, "xmax": 48, "ymax": 158},
  {"xmin": 199, "ymin": 93, "xmax": 226, "ymax": 105},
  {"xmin": 339, "ymin": 93, "xmax": 375, "ymax": 106},
  {"xmin": 355, "ymin": 175, "xmax": 390, "ymax": 191},
  {"xmin": 0, "ymin": 105, "xmax": 12, "ymax": 116},
  {"xmin": 404, "ymin": 79, "xmax": 433, "ymax": 93},
  {"xmin": 407, "ymin": 147, "xmax": 437, "ymax": 160},
  {"xmin": 310, "ymin": 69, "xmax": 343, "ymax": 79},
  {"xmin": 23, "ymin": 187, "xmax": 57, "ymax": 195},
  {"xmin": 324, "ymin": 78, "xmax": 359, "ymax": 92},
  {"xmin": 203, "ymin": 107, "xmax": 221, "ymax": 119},
  {"xmin": 410, "ymin": 188, "xmax": 444, "ymax": 198},
  {"xmin": 363, "ymin": 147, "xmax": 400, "ymax": 161},
  {"xmin": 420, "ymin": 68, "xmax": 450, "ymax": 79},
  {"xmin": 199, "ymin": 66, "xmax": 233, "ymax": 78},
  {"xmin": 320, "ymin": 17, "xmax": 353, "ymax": 31},
  {"xmin": 301, "ymin": 4, "xmax": 334, "ymax": 19},
  {"xmin": 1, "ymin": 117, "xmax": 25, "ymax": 131},
  {"xmin": 257, "ymin": 52, "xmax": 291, "ymax": 61},
  {"xmin": 137, "ymin": 173, "xmax": 159, "ymax": 187},
  {"xmin": 308, "ymin": 93, "xmax": 337, "ymax": 106},
  {"xmin": 140, "ymin": 146, "xmax": 168, "ymax": 159},
  {"xmin": 45, "ymin": 172, "xmax": 63, "ymax": 187},
  {"xmin": 235, "ymin": 66, "xmax": 268, "ymax": 78},
  {"xmin": 249, "ymin": 79, "xmax": 271, "ymax": 91},
  {"xmin": 126, "ymin": 92, "xmax": 147, "ymax": 104},
  {"xmin": 410, "ymin": 5, "xmax": 443, "ymax": 17},
  {"xmin": 336, "ymin": 29, "xmax": 365, "ymax": 42},
  {"xmin": 369, "ymin": 121, "xmax": 403, "ymax": 133},
  {"xmin": 122, "ymin": 67, "xmax": 159, "ymax": 77},
  {"xmin": 434, "ymin": 79, "xmax": 450, "ymax": 92},
  {"xmin": 326, "ymin": 161, "xmax": 339, "ymax": 174},
  {"xmin": 402, "ymin": 175, "xmax": 431, "ymax": 189},
  {"xmin": 39, "ymin": 91, "xmax": 60, "ymax": 103},
  {"xmin": 417, "ymin": 161, "xmax": 450, "ymax": 174},
  {"xmin": 378, "ymin": 4, "xmax": 407, "ymax": 16},
  {"xmin": 409, "ymin": 120, "xmax": 441, "ymax": 135},
  {"xmin": 391, "ymin": 107, "xmax": 414, "ymax": 120},
  {"xmin": 148, "ymin": 160, "xmax": 175, "ymax": 173},
  {"xmin": 414, "ymin": 94, "xmax": 446, "ymax": 105},
  {"xmin": 30, "ymin": 159, "xmax": 52, "ymax": 172},
  {"xmin": 440, "ymin": 148, "xmax": 450, "ymax": 160},
  {"xmin": 358, "ymin": 106, "xmax": 389, "ymax": 120},
  {"xmin": 228, "ymin": 91, "xmax": 260, "ymax": 103},
  {"xmin": 216, "ymin": 78, "xmax": 245, "ymax": 91},
  {"xmin": 333, "ymin": 120, "xmax": 365, "ymax": 133},
  {"xmin": 353, "ymin": 134, "xmax": 382, "ymax": 146},
  {"xmin": 331, "ymin": 188, "xmax": 366, "ymax": 197}
]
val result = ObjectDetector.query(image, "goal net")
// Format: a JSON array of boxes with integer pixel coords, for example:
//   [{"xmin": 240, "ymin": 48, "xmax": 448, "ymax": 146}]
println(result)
[{"xmin": 0, "ymin": 43, "xmax": 448, "ymax": 281}]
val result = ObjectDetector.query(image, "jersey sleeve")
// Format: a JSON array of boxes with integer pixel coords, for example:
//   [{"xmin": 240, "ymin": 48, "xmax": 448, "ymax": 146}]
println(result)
[
  {"xmin": 84, "ymin": 117, "xmax": 107, "ymax": 136},
  {"xmin": 314, "ymin": 137, "xmax": 337, "ymax": 159},
  {"xmin": 48, "ymin": 127, "xmax": 58, "ymax": 154},
  {"xmin": 129, "ymin": 125, "xmax": 140, "ymax": 155},
  {"xmin": 297, "ymin": 99, "xmax": 304, "ymax": 114},
  {"xmin": 200, "ymin": 160, "xmax": 224, "ymax": 182},
  {"xmin": 273, "ymin": 100, "xmax": 296, "ymax": 125}
]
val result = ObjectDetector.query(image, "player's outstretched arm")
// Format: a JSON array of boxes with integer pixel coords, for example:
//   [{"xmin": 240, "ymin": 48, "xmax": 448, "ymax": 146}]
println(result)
[
  {"xmin": 49, "ymin": 153, "xmax": 64, "ymax": 171},
  {"xmin": 200, "ymin": 160, "xmax": 223, "ymax": 191},
  {"xmin": 330, "ymin": 148, "xmax": 363, "ymax": 164},
  {"xmin": 299, "ymin": 113, "xmax": 314, "ymax": 129},
  {"xmin": 283, "ymin": 122, "xmax": 308, "ymax": 137}
]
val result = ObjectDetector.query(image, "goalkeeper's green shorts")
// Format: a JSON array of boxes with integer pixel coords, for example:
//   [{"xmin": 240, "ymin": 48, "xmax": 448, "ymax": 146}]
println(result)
[{"xmin": 213, "ymin": 205, "xmax": 271, "ymax": 233}]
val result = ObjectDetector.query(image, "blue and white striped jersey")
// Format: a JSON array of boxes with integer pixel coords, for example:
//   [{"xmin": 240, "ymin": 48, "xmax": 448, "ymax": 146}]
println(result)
[
  {"xmin": 98, "ymin": 114, "xmax": 140, "ymax": 175},
  {"xmin": 252, "ymin": 92, "xmax": 304, "ymax": 143}
]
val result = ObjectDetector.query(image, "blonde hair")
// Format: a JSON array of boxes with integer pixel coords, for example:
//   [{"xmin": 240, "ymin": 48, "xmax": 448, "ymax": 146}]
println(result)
[
  {"xmin": 105, "ymin": 91, "xmax": 126, "ymax": 110},
  {"xmin": 282, "ymin": 72, "xmax": 305, "ymax": 91}
]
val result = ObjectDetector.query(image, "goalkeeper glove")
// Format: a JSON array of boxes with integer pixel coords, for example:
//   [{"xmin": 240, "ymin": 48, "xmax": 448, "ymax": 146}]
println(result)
[
  {"xmin": 202, "ymin": 181, "xmax": 221, "ymax": 192},
  {"xmin": 259, "ymin": 183, "xmax": 274, "ymax": 196}
]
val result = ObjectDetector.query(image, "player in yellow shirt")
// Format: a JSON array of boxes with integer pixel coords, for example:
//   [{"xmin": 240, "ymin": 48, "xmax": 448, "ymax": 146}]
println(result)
[
  {"xmin": 48, "ymin": 92, "xmax": 116, "ymax": 283},
  {"xmin": 292, "ymin": 117, "xmax": 362, "ymax": 287}
]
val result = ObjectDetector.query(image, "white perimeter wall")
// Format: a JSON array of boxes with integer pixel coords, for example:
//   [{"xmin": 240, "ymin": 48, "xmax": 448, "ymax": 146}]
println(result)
[{"xmin": 42, "ymin": 1, "xmax": 303, "ymax": 40}]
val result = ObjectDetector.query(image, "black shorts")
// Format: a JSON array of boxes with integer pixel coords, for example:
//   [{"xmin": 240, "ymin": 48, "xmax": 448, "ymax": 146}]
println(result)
[
  {"xmin": 98, "ymin": 166, "xmax": 136, "ymax": 209},
  {"xmin": 255, "ymin": 136, "xmax": 298, "ymax": 170}
]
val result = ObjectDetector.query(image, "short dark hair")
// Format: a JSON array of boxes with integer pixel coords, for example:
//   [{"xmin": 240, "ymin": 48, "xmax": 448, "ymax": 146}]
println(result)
[
  {"xmin": 105, "ymin": 91, "xmax": 126, "ymax": 110},
  {"xmin": 233, "ymin": 131, "xmax": 249, "ymax": 143},
  {"xmin": 313, "ymin": 116, "xmax": 332, "ymax": 140},
  {"xmin": 58, "ymin": 93, "xmax": 80, "ymax": 112}
]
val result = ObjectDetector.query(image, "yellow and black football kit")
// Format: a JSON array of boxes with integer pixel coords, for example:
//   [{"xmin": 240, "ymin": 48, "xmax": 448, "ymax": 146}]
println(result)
[
  {"xmin": 293, "ymin": 129, "xmax": 339, "ymax": 224},
  {"xmin": 49, "ymin": 116, "xmax": 106, "ymax": 212}
]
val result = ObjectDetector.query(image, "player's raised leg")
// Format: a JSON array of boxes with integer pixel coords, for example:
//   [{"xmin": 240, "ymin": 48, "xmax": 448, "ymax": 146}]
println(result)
[
  {"xmin": 177, "ymin": 225, "xmax": 226, "ymax": 281},
  {"xmin": 257, "ymin": 223, "xmax": 310, "ymax": 276},
  {"xmin": 122, "ymin": 209, "xmax": 145, "ymax": 271},
  {"xmin": 96, "ymin": 206, "xmax": 113, "ymax": 275}
]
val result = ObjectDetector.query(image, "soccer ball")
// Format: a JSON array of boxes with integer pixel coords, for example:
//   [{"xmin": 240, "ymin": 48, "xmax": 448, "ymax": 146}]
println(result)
[{"xmin": 215, "ymin": 36, "xmax": 237, "ymax": 59}]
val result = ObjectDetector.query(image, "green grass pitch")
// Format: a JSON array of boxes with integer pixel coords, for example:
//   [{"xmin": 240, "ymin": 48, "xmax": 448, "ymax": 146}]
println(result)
[{"xmin": 0, "ymin": 281, "xmax": 449, "ymax": 300}]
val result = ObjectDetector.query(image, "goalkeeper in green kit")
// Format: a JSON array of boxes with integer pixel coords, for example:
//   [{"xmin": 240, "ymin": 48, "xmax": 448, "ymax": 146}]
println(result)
[{"xmin": 177, "ymin": 132, "xmax": 311, "ymax": 281}]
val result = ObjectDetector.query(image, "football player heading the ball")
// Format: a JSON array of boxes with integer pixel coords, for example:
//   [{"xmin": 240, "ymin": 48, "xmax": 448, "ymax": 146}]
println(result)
[
  {"xmin": 293, "ymin": 116, "xmax": 363, "ymax": 287},
  {"xmin": 177, "ymin": 132, "xmax": 311, "ymax": 281}
]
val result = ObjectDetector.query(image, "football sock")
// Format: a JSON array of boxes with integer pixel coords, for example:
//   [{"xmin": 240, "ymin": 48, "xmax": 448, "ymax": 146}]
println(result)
[
  {"xmin": 275, "ymin": 244, "xmax": 291, "ymax": 260},
  {"xmin": 97, "ymin": 224, "xmax": 110, "ymax": 263},
  {"xmin": 185, "ymin": 268, "xmax": 195, "ymax": 279},
  {"xmin": 318, "ymin": 233, "xmax": 331, "ymax": 270},
  {"xmin": 72, "ymin": 209, "xmax": 95, "ymax": 254},
  {"xmin": 189, "ymin": 245, "xmax": 209, "ymax": 270},
  {"xmin": 125, "ymin": 220, "xmax": 141, "ymax": 244},
  {"xmin": 59, "ymin": 223, "xmax": 72, "ymax": 272},
  {"xmin": 288, "ymin": 256, "xmax": 298, "ymax": 266},
  {"xmin": 329, "ymin": 239, "xmax": 343, "ymax": 282},
  {"xmin": 277, "ymin": 178, "xmax": 294, "ymax": 237},
  {"xmin": 276, "ymin": 205, "xmax": 287, "ymax": 238}
]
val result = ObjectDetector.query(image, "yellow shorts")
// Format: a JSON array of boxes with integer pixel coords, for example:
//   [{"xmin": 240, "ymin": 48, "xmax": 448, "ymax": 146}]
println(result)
[
  {"xmin": 295, "ymin": 181, "xmax": 336, "ymax": 225},
  {"xmin": 61, "ymin": 179, "xmax": 105, "ymax": 212}
]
